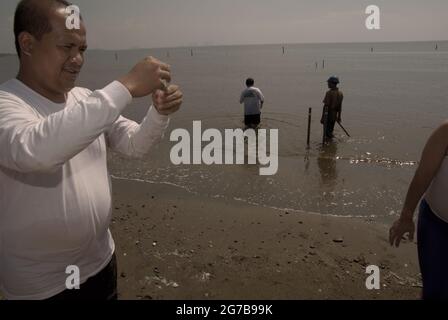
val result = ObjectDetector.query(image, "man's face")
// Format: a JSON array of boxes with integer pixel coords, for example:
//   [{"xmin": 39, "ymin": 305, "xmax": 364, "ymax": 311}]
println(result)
[{"xmin": 30, "ymin": 8, "xmax": 87, "ymax": 96}]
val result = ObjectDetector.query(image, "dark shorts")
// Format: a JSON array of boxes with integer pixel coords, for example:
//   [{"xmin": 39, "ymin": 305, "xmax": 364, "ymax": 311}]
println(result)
[
  {"xmin": 417, "ymin": 199, "xmax": 448, "ymax": 300},
  {"xmin": 244, "ymin": 114, "xmax": 261, "ymax": 127},
  {"xmin": 46, "ymin": 253, "xmax": 118, "ymax": 301},
  {"xmin": 322, "ymin": 111, "xmax": 337, "ymax": 138}
]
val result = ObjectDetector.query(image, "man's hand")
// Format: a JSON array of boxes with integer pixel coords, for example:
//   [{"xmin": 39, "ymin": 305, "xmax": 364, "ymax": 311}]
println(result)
[
  {"xmin": 118, "ymin": 56, "xmax": 171, "ymax": 98},
  {"xmin": 389, "ymin": 214, "xmax": 415, "ymax": 248},
  {"xmin": 152, "ymin": 84, "xmax": 183, "ymax": 116}
]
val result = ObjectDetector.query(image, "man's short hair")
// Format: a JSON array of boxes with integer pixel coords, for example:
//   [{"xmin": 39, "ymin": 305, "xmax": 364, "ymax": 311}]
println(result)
[
  {"xmin": 14, "ymin": 0, "xmax": 73, "ymax": 58},
  {"xmin": 246, "ymin": 78, "xmax": 254, "ymax": 87}
]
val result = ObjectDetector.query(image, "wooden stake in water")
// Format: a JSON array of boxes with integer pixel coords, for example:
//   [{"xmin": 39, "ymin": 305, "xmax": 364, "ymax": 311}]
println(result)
[
  {"xmin": 307, "ymin": 108, "xmax": 312, "ymax": 148},
  {"xmin": 191, "ymin": 49, "xmax": 193, "ymax": 57},
  {"xmin": 282, "ymin": 46, "xmax": 285, "ymax": 55},
  {"xmin": 322, "ymin": 59, "xmax": 325, "ymax": 69}
]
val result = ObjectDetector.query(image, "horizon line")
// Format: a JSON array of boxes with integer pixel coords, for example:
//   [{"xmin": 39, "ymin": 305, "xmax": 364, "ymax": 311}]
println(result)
[
  {"xmin": 61, "ymin": 39, "xmax": 448, "ymax": 52},
  {"xmin": 1, "ymin": 39, "xmax": 447, "ymax": 55}
]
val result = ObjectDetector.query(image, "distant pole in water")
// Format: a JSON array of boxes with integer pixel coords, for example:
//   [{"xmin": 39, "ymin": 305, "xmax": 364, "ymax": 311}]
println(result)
[
  {"xmin": 435, "ymin": 44, "xmax": 438, "ymax": 51},
  {"xmin": 315, "ymin": 62, "xmax": 318, "ymax": 71},
  {"xmin": 190, "ymin": 49, "xmax": 193, "ymax": 57},
  {"xmin": 307, "ymin": 108, "xmax": 312, "ymax": 148},
  {"xmin": 322, "ymin": 59, "xmax": 325, "ymax": 69},
  {"xmin": 371, "ymin": 47, "xmax": 374, "ymax": 53},
  {"xmin": 115, "ymin": 52, "xmax": 118, "ymax": 62},
  {"xmin": 282, "ymin": 46, "xmax": 285, "ymax": 55}
]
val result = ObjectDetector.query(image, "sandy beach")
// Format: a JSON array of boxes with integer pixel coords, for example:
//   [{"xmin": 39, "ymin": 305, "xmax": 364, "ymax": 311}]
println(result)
[{"xmin": 111, "ymin": 177, "xmax": 421, "ymax": 300}]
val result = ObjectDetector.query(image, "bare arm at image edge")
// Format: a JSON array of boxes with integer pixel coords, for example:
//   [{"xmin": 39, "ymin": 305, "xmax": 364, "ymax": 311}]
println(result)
[{"xmin": 389, "ymin": 122, "xmax": 448, "ymax": 247}]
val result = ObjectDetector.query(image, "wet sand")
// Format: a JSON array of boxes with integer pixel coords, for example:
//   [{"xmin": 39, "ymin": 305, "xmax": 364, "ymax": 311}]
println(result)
[{"xmin": 111, "ymin": 178, "xmax": 421, "ymax": 300}]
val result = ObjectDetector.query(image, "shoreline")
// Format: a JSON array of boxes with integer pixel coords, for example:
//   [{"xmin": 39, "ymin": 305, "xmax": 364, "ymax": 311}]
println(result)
[
  {"xmin": 110, "ymin": 175, "xmax": 378, "ymax": 222},
  {"xmin": 111, "ymin": 177, "xmax": 421, "ymax": 300}
]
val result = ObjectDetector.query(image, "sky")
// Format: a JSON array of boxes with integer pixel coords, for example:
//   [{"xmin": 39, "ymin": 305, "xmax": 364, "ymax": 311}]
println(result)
[{"xmin": 1, "ymin": 0, "xmax": 447, "ymax": 53}]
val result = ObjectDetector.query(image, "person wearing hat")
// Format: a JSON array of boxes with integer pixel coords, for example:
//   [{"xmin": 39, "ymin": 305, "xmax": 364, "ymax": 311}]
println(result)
[{"xmin": 321, "ymin": 76, "xmax": 344, "ymax": 139}]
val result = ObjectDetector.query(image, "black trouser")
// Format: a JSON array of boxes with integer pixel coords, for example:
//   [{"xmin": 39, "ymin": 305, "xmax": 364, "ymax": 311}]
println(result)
[
  {"xmin": 418, "ymin": 200, "xmax": 448, "ymax": 300},
  {"xmin": 244, "ymin": 114, "xmax": 261, "ymax": 128},
  {"xmin": 325, "ymin": 118, "xmax": 336, "ymax": 138},
  {"xmin": 322, "ymin": 109, "xmax": 337, "ymax": 138},
  {"xmin": 46, "ymin": 253, "xmax": 118, "ymax": 301}
]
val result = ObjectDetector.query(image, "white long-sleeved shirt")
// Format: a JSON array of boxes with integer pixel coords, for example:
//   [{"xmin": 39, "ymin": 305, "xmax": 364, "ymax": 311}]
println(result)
[{"xmin": 0, "ymin": 79, "xmax": 169, "ymax": 300}]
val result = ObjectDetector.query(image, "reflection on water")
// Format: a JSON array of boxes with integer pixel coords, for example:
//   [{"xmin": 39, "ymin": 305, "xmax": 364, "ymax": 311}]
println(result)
[{"xmin": 318, "ymin": 142, "xmax": 338, "ymax": 188}]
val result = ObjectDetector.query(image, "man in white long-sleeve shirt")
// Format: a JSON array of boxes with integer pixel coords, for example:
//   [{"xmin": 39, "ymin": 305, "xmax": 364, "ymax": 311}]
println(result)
[{"xmin": 0, "ymin": 0, "xmax": 183, "ymax": 300}]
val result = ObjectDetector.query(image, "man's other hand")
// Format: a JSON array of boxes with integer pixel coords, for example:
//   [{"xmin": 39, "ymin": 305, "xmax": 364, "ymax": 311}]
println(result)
[
  {"xmin": 118, "ymin": 56, "xmax": 171, "ymax": 98},
  {"xmin": 152, "ymin": 84, "xmax": 183, "ymax": 116}
]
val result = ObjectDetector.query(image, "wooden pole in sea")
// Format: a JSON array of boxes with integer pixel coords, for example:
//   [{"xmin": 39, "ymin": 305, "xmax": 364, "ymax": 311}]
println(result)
[
  {"xmin": 282, "ymin": 46, "xmax": 285, "ymax": 55},
  {"xmin": 307, "ymin": 108, "xmax": 312, "ymax": 148},
  {"xmin": 322, "ymin": 59, "xmax": 325, "ymax": 69}
]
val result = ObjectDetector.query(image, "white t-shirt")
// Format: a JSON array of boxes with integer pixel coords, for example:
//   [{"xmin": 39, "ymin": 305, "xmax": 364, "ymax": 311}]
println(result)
[
  {"xmin": 0, "ymin": 79, "xmax": 169, "ymax": 300},
  {"xmin": 239, "ymin": 86, "xmax": 264, "ymax": 115}
]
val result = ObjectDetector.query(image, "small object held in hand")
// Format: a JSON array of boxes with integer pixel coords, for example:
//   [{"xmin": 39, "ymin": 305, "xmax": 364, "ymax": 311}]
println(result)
[{"xmin": 160, "ymin": 79, "xmax": 169, "ymax": 91}]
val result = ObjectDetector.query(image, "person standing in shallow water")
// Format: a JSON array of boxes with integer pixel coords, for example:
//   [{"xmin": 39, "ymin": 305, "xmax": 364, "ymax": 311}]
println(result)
[
  {"xmin": 239, "ymin": 78, "xmax": 264, "ymax": 129},
  {"xmin": 321, "ymin": 76, "xmax": 343, "ymax": 140},
  {"xmin": 389, "ymin": 122, "xmax": 448, "ymax": 299}
]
